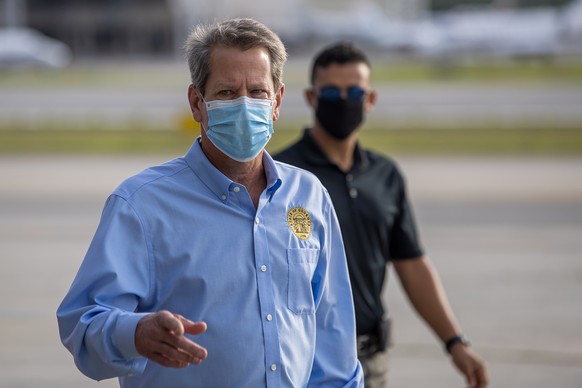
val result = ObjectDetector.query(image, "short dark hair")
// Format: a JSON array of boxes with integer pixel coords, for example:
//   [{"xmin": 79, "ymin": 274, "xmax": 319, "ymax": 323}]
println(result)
[{"xmin": 310, "ymin": 42, "xmax": 371, "ymax": 85}]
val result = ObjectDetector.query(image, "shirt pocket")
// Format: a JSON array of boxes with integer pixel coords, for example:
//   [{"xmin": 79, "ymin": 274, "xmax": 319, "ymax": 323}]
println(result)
[{"xmin": 287, "ymin": 248, "xmax": 319, "ymax": 315}]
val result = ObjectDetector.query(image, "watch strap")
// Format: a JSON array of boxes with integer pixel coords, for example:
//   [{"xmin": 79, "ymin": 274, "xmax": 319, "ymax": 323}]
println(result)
[{"xmin": 444, "ymin": 335, "xmax": 470, "ymax": 354}]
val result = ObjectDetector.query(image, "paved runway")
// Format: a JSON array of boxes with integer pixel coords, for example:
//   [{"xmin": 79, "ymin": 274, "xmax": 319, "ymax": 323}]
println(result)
[{"xmin": 1, "ymin": 154, "xmax": 581, "ymax": 387}]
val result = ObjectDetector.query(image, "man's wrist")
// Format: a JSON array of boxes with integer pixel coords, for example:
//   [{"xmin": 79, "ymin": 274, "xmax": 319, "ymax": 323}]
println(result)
[{"xmin": 444, "ymin": 334, "xmax": 470, "ymax": 354}]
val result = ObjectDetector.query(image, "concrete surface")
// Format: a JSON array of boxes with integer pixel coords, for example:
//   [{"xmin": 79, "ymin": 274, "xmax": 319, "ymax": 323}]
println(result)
[{"xmin": 1, "ymin": 154, "xmax": 581, "ymax": 387}]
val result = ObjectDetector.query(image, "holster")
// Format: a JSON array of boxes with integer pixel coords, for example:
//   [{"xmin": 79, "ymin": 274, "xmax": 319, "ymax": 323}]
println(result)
[
  {"xmin": 375, "ymin": 316, "xmax": 392, "ymax": 352},
  {"xmin": 358, "ymin": 317, "xmax": 392, "ymax": 357}
]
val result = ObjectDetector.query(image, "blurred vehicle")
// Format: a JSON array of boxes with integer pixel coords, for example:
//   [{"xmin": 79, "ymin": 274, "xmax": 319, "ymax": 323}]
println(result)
[
  {"xmin": 409, "ymin": 0, "xmax": 582, "ymax": 61},
  {"xmin": 293, "ymin": 0, "xmax": 582, "ymax": 62},
  {"xmin": 0, "ymin": 27, "xmax": 72, "ymax": 69},
  {"xmin": 411, "ymin": 7, "xmax": 562, "ymax": 60}
]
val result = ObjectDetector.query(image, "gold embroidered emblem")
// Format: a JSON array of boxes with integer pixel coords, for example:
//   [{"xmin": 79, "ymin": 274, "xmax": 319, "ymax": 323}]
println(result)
[{"xmin": 287, "ymin": 206, "xmax": 312, "ymax": 240}]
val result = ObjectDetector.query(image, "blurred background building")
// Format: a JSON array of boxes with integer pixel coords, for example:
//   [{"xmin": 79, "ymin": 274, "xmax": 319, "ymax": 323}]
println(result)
[{"xmin": 1, "ymin": 0, "xmax": 581, "ymax": 62}]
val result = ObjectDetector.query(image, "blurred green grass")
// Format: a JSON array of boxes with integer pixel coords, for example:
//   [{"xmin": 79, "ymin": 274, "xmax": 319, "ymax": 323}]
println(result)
[{"xmin": 2, "ymin": 125, "xmax": 581, "ymax": 156}]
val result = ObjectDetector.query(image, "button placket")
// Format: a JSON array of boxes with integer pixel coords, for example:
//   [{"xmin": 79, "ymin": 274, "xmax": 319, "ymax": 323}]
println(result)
[{"xmin": 345, "ymin": 173, "xmax": 357, "ymax": 198}]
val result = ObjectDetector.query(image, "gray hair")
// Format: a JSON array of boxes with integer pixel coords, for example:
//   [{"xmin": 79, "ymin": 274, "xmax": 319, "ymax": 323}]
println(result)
[{"xmin": 184, "ymin": 18, "xmax": 287, "ymax": 96}]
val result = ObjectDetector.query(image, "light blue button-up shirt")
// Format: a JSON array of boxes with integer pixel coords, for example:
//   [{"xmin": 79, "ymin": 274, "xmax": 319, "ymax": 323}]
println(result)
[{"xmin": 57, "ymin": 139, "xmax": 363, "ymax": 387}]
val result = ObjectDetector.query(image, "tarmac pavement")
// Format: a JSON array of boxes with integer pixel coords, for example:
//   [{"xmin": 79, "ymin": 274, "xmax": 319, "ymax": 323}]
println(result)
[{"xmin": 1, "ymin": 154, "xmax": 581, "ymax": 387}]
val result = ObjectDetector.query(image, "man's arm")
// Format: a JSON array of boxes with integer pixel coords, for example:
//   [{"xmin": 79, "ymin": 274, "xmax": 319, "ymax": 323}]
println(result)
[
  {"xmin": 57, "ymin": 195, "xmax": 207, "ymax": 380},
  {"xmin": 57, "ymin": 195, "xmax": 152, "ymax": 380},
  {"xmin": 393, "ymin": 256, "xmax": 489, "ymax": 388}
]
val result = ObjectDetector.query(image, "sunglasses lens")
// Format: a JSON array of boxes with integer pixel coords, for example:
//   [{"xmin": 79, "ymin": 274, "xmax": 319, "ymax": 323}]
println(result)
[
  {"xmin": 347, "ymin": 86, "xmax": 365, "ymax": 102},
  {"xmin": 319, "ymin": 86, "xmax": 366, "ymax": 102},
  {"xmin": 320, "ymin": 86, "xmax": 342, "ymax": 101}
]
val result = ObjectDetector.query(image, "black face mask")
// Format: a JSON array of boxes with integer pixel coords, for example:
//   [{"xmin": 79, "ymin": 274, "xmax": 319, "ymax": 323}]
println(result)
[{"xmin": 315, "ymin": 97, "xmax": 364, "ymax": 140}]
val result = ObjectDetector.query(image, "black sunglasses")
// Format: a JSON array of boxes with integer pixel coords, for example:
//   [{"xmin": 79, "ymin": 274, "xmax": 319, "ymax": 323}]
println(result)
[{"xmin": 319, "ymin": 85, "xmax": 367, "ymax": 102}]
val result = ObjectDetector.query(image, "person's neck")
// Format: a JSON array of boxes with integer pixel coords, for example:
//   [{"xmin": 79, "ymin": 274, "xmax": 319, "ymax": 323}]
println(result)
[
  {"xmin": 201, "ymin": 141, "xmax": 267, "ymax": 208},
  {"xmin": 310, "ymin": 126, "xmax": 358, "ymax": 173}
]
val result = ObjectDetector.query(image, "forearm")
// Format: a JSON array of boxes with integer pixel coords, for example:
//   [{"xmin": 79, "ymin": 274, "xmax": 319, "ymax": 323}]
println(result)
[{"xmin": 393, "ymin": 257, "xmax": 462, "ymax": 342}]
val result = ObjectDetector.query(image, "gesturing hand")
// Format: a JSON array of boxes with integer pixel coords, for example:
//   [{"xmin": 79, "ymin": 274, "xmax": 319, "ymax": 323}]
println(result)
[{"xmin": 135, "ymin": 310, "xmax": 208, "ymax": 368}]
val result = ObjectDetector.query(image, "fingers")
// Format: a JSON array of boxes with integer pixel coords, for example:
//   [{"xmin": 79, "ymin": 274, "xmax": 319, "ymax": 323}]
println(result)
[
  {"xmin": 463, "ymin": 360, "xmax": 488, "ymax": 388},
  {"xmin": 135, "ymin": 311, "xmax": 208, "ymax": 368},
  {"xmin": 146, "ymin": 339, "xmax": 201, "ymax": 368},
  {"xmin": 159, "ymin": 311, "xmax": 185, "ymax": 335},
  {"xmin": 464, "ymin": 366, "xmax": 477, "ymax": 388},
  {"xmin": 474, "ymin": 362, "xmax": 489, "ymax": 388},
  {"xmin": 451, "ymin": 347, "xmax": 489, "ymax": 388}
]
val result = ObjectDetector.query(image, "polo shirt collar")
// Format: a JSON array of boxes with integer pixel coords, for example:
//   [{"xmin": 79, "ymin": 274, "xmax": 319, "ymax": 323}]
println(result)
[{"xmin": 301, "ymin": 128, "xmax": 369, "ymax": 173}]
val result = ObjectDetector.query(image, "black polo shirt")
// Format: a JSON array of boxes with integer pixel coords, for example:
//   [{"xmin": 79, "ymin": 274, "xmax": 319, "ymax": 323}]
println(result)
[{"xmin": 274, "ymin": 129, "xmax": 423, "ymax": 335}]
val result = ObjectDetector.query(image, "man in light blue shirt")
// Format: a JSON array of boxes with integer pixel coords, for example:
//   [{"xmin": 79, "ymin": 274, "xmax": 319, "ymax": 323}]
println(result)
[{"xmin": 57, "ymin": 18, "xmax": 363, "ymax": 387}]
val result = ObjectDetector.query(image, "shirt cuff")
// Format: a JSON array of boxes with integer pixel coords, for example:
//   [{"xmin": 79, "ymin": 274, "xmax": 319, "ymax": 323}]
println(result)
[{"xmin": 113, "ymin": 312, "xmax": 152, "ymax": 360}]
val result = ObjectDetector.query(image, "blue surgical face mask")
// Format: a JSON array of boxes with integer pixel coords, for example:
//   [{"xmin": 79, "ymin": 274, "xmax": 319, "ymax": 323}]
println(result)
[{"xmin": 202, "ymin": 96, "xmax": 274, "ymax": 162}]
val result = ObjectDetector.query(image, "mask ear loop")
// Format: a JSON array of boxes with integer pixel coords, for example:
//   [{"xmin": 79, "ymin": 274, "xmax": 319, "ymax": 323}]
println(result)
[{"xmin": 197, "ymin": 90, "xmax": 209, "ymax": 137}]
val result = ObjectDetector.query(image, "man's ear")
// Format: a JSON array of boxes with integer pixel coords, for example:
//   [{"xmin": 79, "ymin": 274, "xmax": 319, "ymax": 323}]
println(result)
[
  {"xmin": 304, "ymin": 87, "xmax": 316, "ymax": 109},
  {"xmin": 272, "ymin": 83, "xmax": 285, "ymax": 122},
  {"xmin": 188, "ymin": 84, "xmax": 204, "ymax": 122},
  {"xmin": 364, "ymin": 89, "xmax": 377, "ymax": 113}
]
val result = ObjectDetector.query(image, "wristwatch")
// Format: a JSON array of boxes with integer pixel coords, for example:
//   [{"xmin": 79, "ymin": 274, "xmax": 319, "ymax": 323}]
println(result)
[{"xmin": 444, "ymin": 335, "xmax": 470, "ymax": 354}]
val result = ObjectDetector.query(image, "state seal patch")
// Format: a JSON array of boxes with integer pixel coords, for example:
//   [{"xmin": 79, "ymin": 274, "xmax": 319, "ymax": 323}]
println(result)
[{"xmin": 287, "ymin": 206, "xmax": 312, "ymax": 240}]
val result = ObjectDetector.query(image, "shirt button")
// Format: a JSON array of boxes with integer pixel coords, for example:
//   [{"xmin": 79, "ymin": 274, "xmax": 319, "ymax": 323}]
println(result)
[
  {"xmin": 346, "ymin": 174, "xmax": 353, "ymax": 182},
  {"xmin": 349, "ymin": 188, "xmax": 358, "ymax": 198},
  {"xmin": 260, "ymin": 265, "xmax": 267, "ymax": 272},
  {"xmin": 233, "ymin": 186, "xmax": 240, "ymax": 193},
  {"xmin": 270, "ymin": 363, "xmax": 277, "ymax": 371},
  {"xmin": 266, "ymin": 314, "xmax": 273, "ymax": 321},
  {"xmin": 221, "ymin": 194, "xmax": 227, "ymax": 201},
  {"xmin": 255, "ymin": 217, "xmax": 260, "ymax": 224}
]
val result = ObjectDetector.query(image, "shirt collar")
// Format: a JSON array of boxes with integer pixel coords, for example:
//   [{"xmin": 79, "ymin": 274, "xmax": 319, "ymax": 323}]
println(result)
[
  {"xmin": 184, "ymin": 137, "xmax": 281, "ymax": 201},
  {"xmin": 301, "ymin": 128, "xmax": 369, "ymax": 173},
  {"xmin": 263, "ymin": 150, "xmax": 282, "ymax": 201}
]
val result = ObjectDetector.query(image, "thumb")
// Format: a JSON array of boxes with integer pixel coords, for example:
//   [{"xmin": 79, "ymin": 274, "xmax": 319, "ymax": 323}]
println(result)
[{"xmin": 177, "ymin": 315, "xmax": 207, "ymax": 336}]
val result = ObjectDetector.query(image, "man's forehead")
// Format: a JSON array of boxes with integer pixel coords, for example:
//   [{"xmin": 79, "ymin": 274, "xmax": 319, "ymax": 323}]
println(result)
[
  {"xmin": 314, "ymin": 62, "xmax": 370, "ymax": 84},
  {"xmin": 206, "ymin": 46, "xmax": 274, "ymax": 88}
]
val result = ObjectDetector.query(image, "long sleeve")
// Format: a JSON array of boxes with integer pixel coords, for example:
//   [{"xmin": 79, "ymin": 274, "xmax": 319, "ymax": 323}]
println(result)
[
  {"xmin": 57, "ymin": 195, "xmax": 151, "ymax": 380},
  {"xmin": 308, "ymin": 197, "xmax": 364, "ymax": 387}
]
